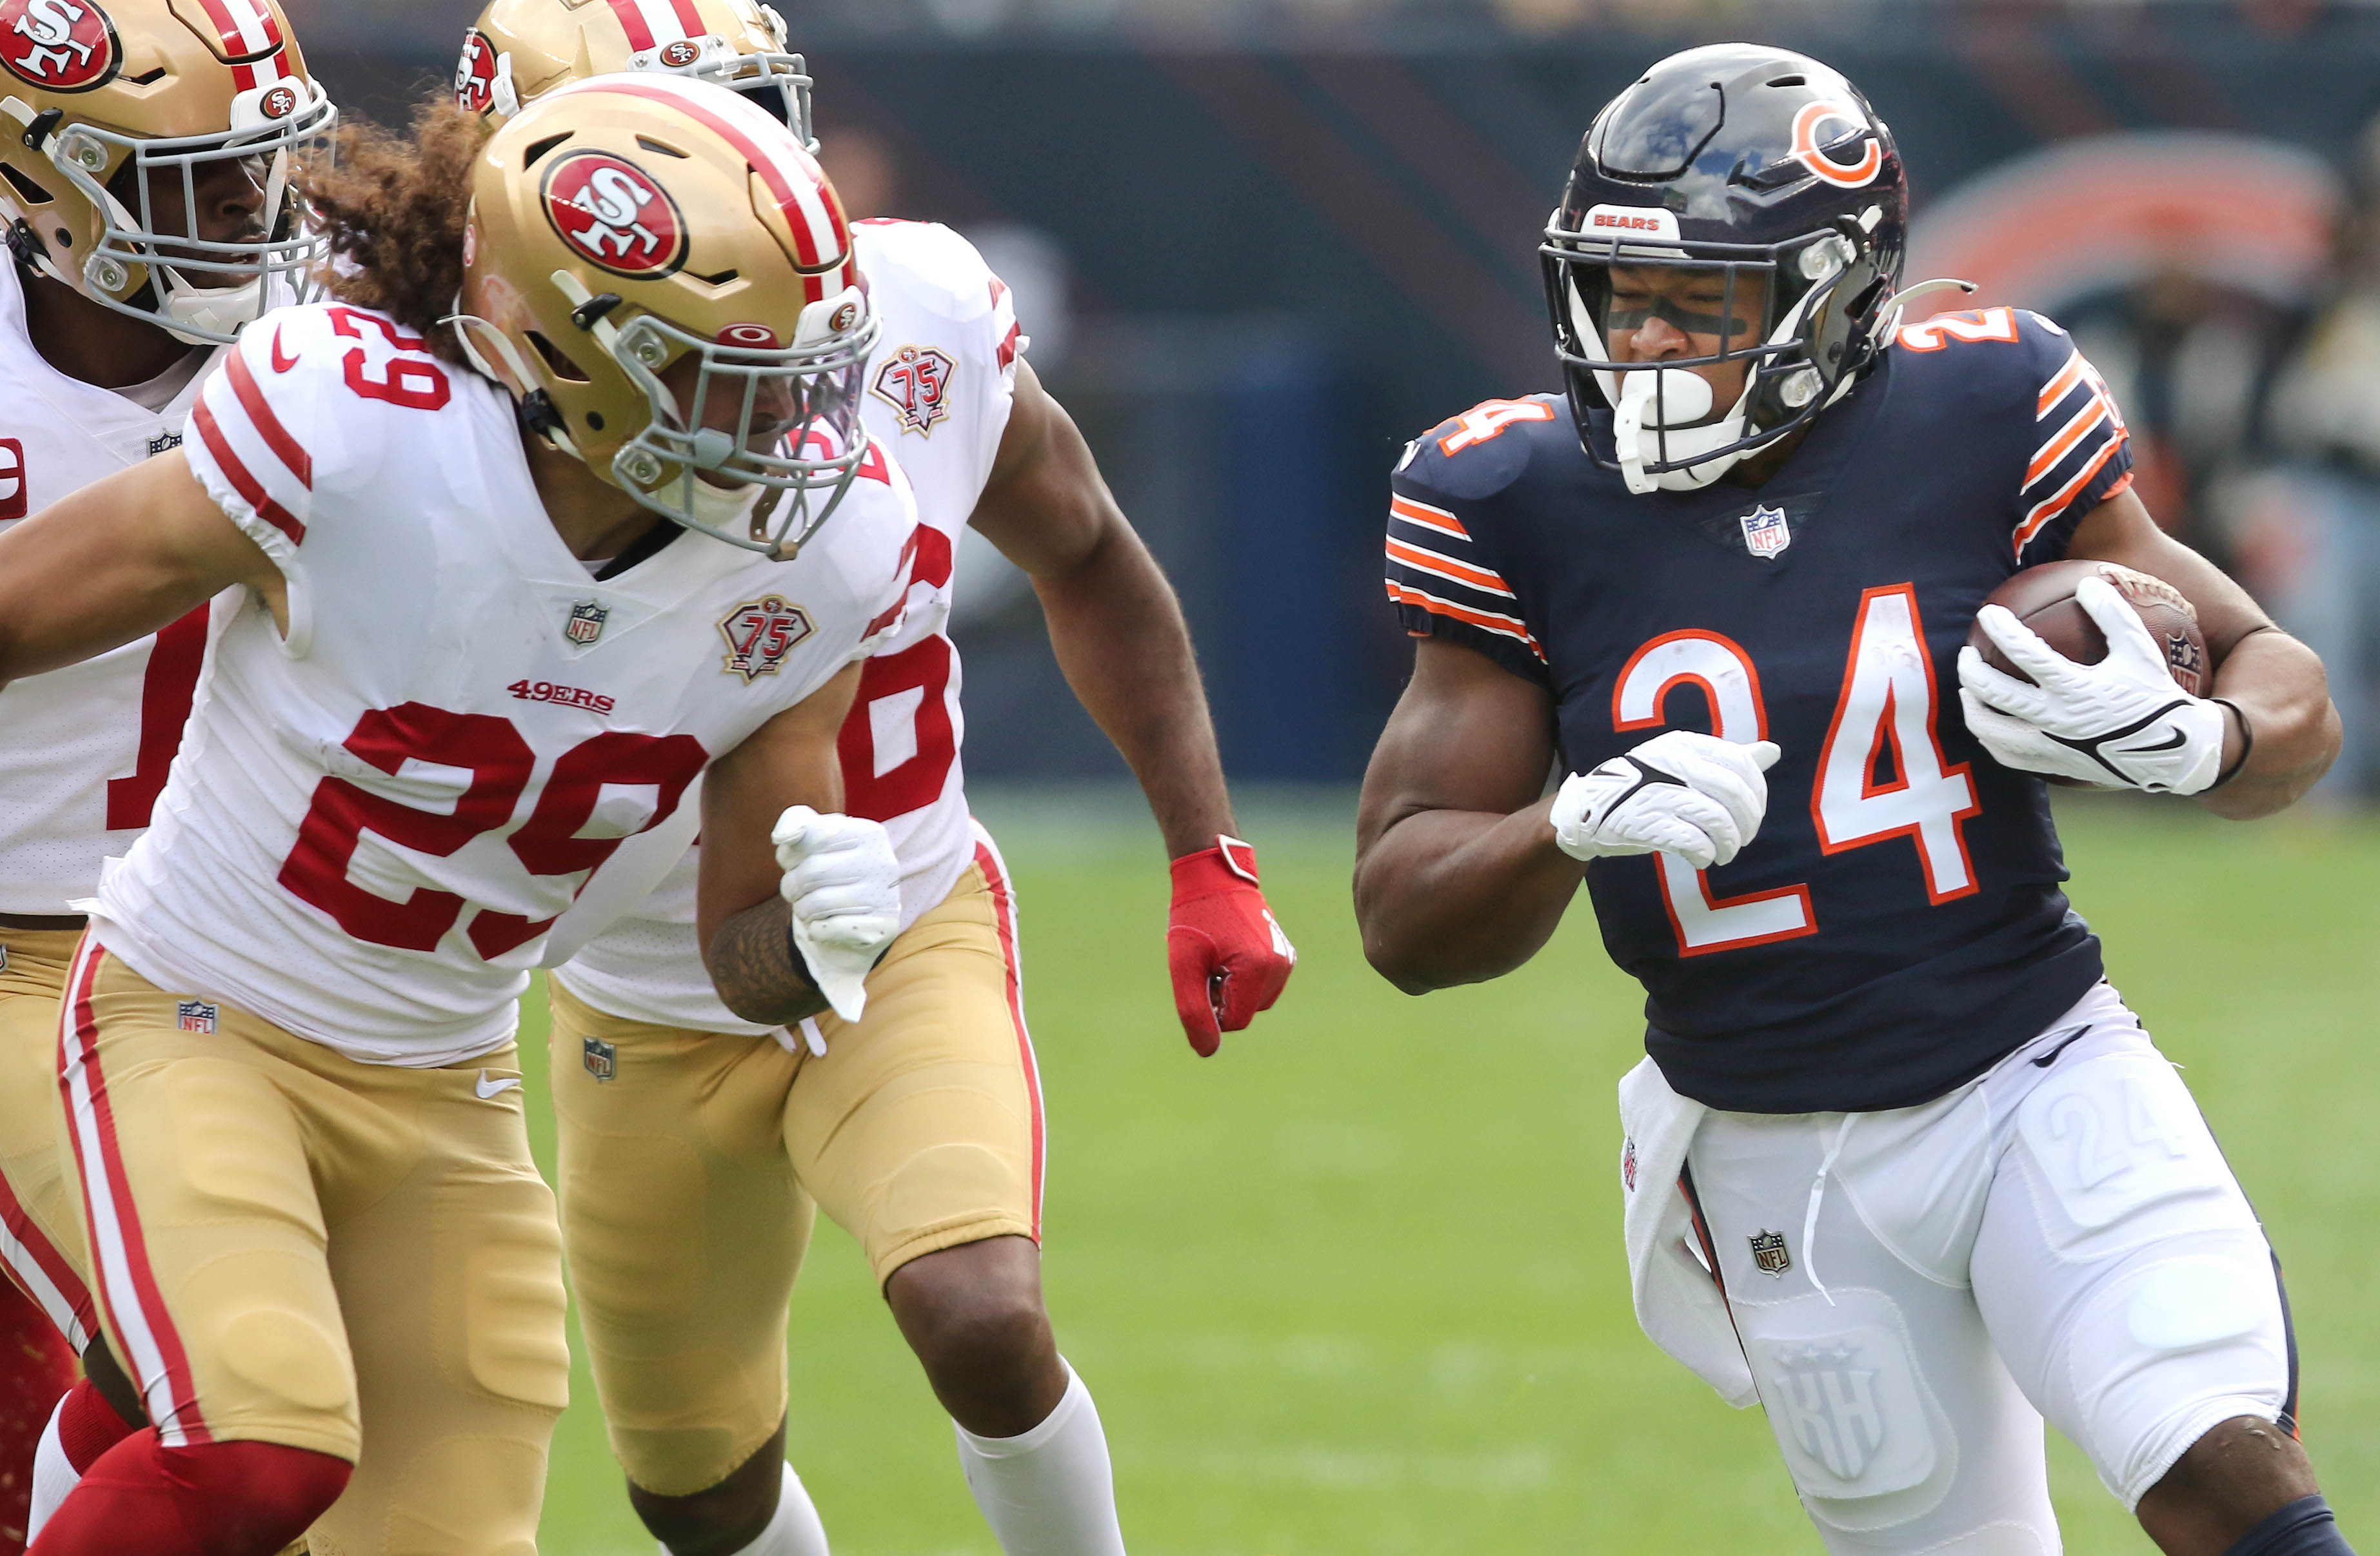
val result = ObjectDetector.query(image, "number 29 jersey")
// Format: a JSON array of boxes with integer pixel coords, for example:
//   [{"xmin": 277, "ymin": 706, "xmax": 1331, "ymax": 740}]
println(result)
[
  {"xmin": 1385, "ymin": 309, "xmax": 2131, "ymax": 1115},
  {"xmin": 91, "ymin": 301, "xmax": 913, "ymax": 1068},
  {"xmin": 555, "ymin": 217, "xmax": 1020, "ymax": 1036}
]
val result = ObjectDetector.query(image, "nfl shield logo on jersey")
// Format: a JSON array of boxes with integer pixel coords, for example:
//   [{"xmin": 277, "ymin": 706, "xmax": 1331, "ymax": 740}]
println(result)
[
  {"xmin": 176, "ymin": 1000, "xmax": 218, "ymax": 1035},
  {"xmin": 1749, "ymin": 1228, "xmax": 1791, "ymax": 1277},
  {"xmin": 1740, "ymin": 504, "xmax": 1792, "ymax": 560},
  {"xmin": 582, "ymin": 1036, "xmax": 617, "ymax": 1082},
  {"xmin": 564, "ymin": 600, "xmax": 608, "ymax": 645}
]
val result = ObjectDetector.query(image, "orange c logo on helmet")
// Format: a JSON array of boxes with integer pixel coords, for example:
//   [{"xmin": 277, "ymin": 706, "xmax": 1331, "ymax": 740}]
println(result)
[
  {"xmin": 453, "ymin": 26, "xmax": 499, "ymax": 113},
  {"xmin": 1790, "ymin": 100, "xmax": 1881, "ymax": 189},
  {"xmin": 0, "ymin": 0, "xmax": 122, "ymax": 93},
  {"xmin": 542, "ymin": 150, "xmax": 689, "ymax": 280}
]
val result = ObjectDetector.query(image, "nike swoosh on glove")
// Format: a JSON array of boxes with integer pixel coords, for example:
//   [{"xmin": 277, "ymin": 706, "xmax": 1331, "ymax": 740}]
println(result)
[
  {"xmin": 1956, "ymin": 574, "xmax": 2226, "ymax": 794},
  {"xmin": 773, "ymin": 806, "xmax": 901, "ymax": 1023},
  {"xmin": 1167, "ymin": 836, "xmax": 1296, "ymax": 1058},
  {"xmin": 1551, "ymin": 729, "xmax": 1782, "ymax": 870}
]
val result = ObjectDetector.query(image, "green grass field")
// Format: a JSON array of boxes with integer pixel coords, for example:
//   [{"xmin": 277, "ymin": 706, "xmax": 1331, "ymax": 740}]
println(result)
[{"xmin": 519, "ymin": 790, "xmax": 2380, "ymax": 1555}]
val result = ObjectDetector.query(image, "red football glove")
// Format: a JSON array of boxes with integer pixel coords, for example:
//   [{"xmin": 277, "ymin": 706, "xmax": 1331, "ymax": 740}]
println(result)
[{"xmin": 1167, "ymin": 835, "xmax": 1296, "ymax": 1056}]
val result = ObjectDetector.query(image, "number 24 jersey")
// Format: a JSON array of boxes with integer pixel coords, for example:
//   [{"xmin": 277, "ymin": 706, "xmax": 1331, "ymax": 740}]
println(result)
[
  {"xmin": 1384, "ymin": 309, "xmax": 2132, "ymax": 1115},
  {"xmin": 93, "ymin": 301, "xmax": 913, "ymax": 1067}
]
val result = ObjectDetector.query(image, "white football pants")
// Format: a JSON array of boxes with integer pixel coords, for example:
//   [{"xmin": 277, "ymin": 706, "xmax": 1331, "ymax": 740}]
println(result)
[{"xmin": 1682, "ymin": 982, "xmax": 2294, "ymax": 1555}]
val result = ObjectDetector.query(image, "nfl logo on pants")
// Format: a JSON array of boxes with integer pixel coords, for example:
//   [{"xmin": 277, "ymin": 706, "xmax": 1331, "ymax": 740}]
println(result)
[
  {"xmin": 176, "ymin": 1000, "xmax": 218, "ymax": 1035},
  {"xmin": 1749, "ymin": 1228, "xmax": 1791, "ymax": 1277},
  {"xmin": 582, "ymin": 1036, "xmax": 617, "ymax": 1082}
]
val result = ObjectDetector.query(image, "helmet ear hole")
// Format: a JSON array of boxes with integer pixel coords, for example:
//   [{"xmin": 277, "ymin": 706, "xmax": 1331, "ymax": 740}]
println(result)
[
  {"xmin": 0, "ymin": 164, "xmax": 54, "ymax": 209},
  {"xmin": 526, "ymin": 330, "xmax": 592, "ymax": 382}
]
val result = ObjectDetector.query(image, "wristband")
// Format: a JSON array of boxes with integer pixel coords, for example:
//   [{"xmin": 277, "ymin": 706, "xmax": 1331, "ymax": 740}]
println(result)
[{"xmin": 2208, "ymin": 697, "xmax": 2255, "ymax": 791}]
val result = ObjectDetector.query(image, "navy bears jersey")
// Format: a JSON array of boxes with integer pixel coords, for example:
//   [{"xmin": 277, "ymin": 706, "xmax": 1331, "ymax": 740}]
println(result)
[{"xmin": 1385, "ymin": 308, "xmax": 2133, "ymax": 1114}]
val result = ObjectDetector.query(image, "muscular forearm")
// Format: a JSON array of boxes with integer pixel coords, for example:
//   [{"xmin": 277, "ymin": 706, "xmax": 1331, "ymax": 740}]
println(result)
[
  {"xmin": 703, "ymin": 898, "xmax": 829, "ymax": 1027},
  {"xmin": 2197, "ymin": 628, "xmax": 2341, "ymax": 820},
  {"xmin": 1353, "ymin": 800, "xmax": 1586, "ymax": 994},
  {"xmin": 1033, "ymin": 529, "xmax": 1235, "ymax": 858}
]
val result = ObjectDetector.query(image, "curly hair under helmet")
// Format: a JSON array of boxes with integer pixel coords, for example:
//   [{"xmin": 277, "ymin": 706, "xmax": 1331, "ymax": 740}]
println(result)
[{"xmin": 296, "ymin": 99, "xmax": 486, "ymax": 368}]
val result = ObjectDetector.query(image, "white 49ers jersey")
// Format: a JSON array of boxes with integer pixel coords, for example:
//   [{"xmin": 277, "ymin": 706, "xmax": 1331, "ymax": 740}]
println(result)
[
  {"xmin": 90, "ymin": 302, "xmax": 913, "ymax": 1067},
  {"xmin": 0, "ymin": 260, "xmax": 223, "ymax": 914},
  {"xmin": 557, "ymin": 218, "xmax": 1018, "ymax": 1036}
]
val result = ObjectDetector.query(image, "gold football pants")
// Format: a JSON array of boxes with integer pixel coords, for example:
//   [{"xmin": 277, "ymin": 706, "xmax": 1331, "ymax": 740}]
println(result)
[
  {"xmin": 59, "ymin": 938, "xmax": 568, "ymax": 1556},
  {"xmin": 549, "ymin": 852, "xmax": 1043, "ymax": 1497}
]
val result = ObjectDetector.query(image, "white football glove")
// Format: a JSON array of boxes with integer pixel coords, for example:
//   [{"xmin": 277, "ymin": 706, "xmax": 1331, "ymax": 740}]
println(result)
[
  {"xmin": 1551, "ymin": 729, "xmax": 1783, "ymax": 871},
  {"xmin": 1956, "ymin": 575, "xmax": 2226, "ymax": 795},
  {"xmin": 773, "ymin": 806, "xmax": 900, "ymax": 1023}
]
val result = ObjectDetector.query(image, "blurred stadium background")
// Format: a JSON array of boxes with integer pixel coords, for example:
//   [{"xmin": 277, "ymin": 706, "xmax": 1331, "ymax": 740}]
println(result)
[{"xmin": 292, "ymin": 1, "xmax": 2380, "ymax": 1549}]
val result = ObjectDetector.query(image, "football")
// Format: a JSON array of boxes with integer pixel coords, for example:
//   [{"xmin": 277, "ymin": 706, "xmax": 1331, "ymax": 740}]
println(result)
[{"xmin": 1967, "ymin": 559, "xmax": 2208, "ymax": 696}]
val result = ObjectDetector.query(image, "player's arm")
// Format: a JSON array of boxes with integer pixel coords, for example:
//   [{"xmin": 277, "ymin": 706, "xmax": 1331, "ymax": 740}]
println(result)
[
  {"xmin": 697, "ymin": 660, "xmax": 897, "ymax": 1026},
  {"xmin": 1353, "ymin": 637, "xmax": 1585, "ymax": 993},
  {"xmin": 970, "ymin": 359, "xmax": 1294, "ymax": 1052},
  {"xmin": 0, "ymin": 451, "xmax": 284, "ymax": 689},
  {"xmin": 2064, "ymin": 489, "xmax": 2338, "ymax": 819},
  {"xmin": 971, "ymin": 360, "xmax": 1233, "ymax": 856}
]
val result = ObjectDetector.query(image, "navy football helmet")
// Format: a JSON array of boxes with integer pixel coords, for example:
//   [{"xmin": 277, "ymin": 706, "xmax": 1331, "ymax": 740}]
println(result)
[{"xmin": 1541, "ymin": 45, "xmax": 1915, "ymax": 493}]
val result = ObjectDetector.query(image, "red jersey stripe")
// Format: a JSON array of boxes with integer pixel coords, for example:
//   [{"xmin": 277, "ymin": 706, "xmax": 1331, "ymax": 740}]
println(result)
[
  {"xmin": 2024, "ymin": 395, "xmax": 2112, "ymax": 486},
  {"xmin": 2013, "ymin": 427, "xmax": 2128, "ymax": 555},
  {"xmin": 1387, "ymin": 580, "xmax": 1547, "ymax": 661},
  {"xmin": 2036, "ymin": 351, "xmax": 2086, "ymax": 419},
  {"xmin": 226, "ymin": 345, "xmax": 313, "ymax": 490},
  {"xmin": 192, "ymin": 399, "xmax": 305, "ymax": 546},
  {"xmin": 1385, "ymin": 537, "xmax": 1514, "ymax": 598},
  {"xmin": 1389, "ymin": 493, "xmax": 1467, "ymax": 539}
]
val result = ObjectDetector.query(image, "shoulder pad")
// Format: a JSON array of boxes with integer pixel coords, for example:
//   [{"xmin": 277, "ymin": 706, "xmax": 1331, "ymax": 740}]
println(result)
[
  {"xmin": 853, "ymin": 220, "xmax": 1000, "ymax": 324},
  {"xmin": 1400, "ymin": 395, "xmax": 1563, "ymax": 504}
]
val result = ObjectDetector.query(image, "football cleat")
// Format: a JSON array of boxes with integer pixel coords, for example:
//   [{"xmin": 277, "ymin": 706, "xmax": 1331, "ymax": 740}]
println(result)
[
  {"xmin": 1540, "ymin": 45, "xmax": 1915, "ymax": 493},
  {"xmin": 0, "ymin": 0, "xmax": 335, "ymax": 344},
  {"xmin": 450, "ymin": 75, "xmax": 877, "ymax": 556}
]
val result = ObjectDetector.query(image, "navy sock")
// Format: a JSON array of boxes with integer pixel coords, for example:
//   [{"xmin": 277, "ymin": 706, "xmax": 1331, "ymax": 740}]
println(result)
[{"xmin": 2226, "ymin": 1495, "xmax": 2357, "ymax": 1556}]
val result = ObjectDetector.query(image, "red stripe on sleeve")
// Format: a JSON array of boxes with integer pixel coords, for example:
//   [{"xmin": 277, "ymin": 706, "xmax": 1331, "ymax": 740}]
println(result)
[
  {"xmin": 225, "ymin": 346, "xmax": 313, "ymax": 489},
  {"xmin": 192, "ymin": 399, "xmax": 305, "ymax": 546}
]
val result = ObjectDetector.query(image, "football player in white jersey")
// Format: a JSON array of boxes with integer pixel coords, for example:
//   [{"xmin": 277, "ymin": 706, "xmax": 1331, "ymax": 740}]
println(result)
[
  {"xmin": 0, "ymin": 0, "xmax": 336, "ymax": 1541},
  {"xmin": 457, "ymin": 5, "xmax": 1297, "ymax": 1555},
  {"xmin": 0, "ymin": 78, "xmax": 915, "ymax": 1556}
]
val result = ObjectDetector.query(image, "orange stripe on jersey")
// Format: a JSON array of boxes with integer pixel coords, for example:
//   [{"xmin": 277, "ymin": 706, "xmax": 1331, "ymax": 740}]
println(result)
[
  {"xmin": 191, "ymin": 399, "xmax": 304, "ymax": 545},
  {"xmin": 1389, "ymin": 493, "xmax": 1467, "ymax": 539},
  {"xmin": 226, "ymin": 345, "xmax": 312, "ymax": 489},
  {"xmin": 2025, "ymin": 395, "xmax": 2112, "ymax": 486},
  {"xmin": 1387, "ymin": 580, "xmax": 1546, "ymax": 662},
  {"xmin": 1385, "ymin": 537, "xmax": 1513, "ymax": 598},
  {"xmin": 2036, "ymin": 351, "xmax": 2087, "ymax": 419},
  {"xmin": 2012, "ymin": 427, "xmax": 2127, "ymax": 556}
]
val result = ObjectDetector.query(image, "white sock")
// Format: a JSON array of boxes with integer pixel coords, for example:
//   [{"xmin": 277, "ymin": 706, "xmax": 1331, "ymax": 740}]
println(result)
[
  {"xmin": 953, "ymin": 1360, "xmax": 1126, "ymax": 1556},
  {"xmin": 27, "ymin": 1392, "xmax": 77, "ymax": 1544},
  {"xmin": 661, "ymin": 1461, "xmax": 831, "ymax": 1556}
]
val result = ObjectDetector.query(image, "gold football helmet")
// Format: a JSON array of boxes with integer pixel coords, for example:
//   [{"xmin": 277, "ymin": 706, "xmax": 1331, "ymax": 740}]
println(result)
[
  {"xmin": 0, "ymin": 0, "xmax": 334, "ymax": 343},
  {"xmin": 457, "ymin": 0, "xmax": 811, "ymax": 148},
  {"xmin": 453, "ymin": 74, "xmax": 875, "ymax": 556}
]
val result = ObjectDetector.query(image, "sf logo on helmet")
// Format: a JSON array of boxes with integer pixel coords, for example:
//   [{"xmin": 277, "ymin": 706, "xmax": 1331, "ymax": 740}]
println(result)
[
  {"xmin": 542, "ymin": 150, "xmax": 688, "ymax": 279},
  {"xmin": 1, "ymin": 0, "xmax": 120, "ymax": 91},
  {"xmin": 453, "ymin": 26, "xmax": 499, "ymax": 113}
]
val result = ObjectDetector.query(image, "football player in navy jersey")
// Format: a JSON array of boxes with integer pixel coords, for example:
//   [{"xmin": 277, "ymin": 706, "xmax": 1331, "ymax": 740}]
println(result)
[{"xmin": 1356, "ymin": 44, "xmax": 2350, "ymax": 1556}]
